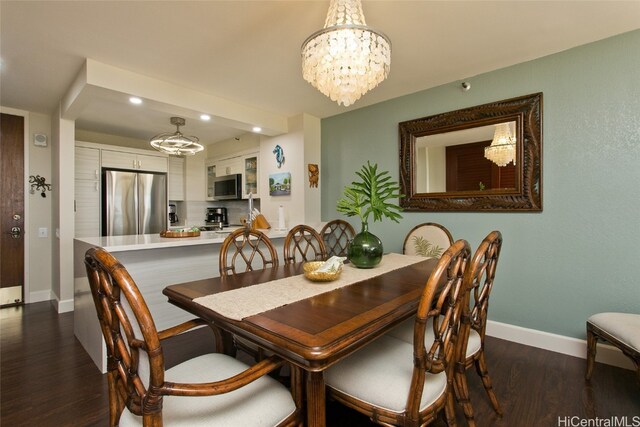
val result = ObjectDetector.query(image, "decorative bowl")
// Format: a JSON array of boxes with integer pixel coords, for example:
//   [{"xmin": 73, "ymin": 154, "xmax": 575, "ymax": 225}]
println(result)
[{"xmin": 303, "ymin": 261, "xmax": 343, "ymax": 282}]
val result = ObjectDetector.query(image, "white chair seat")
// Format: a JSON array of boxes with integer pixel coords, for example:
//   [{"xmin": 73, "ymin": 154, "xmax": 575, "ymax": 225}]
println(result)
[
  {"xmin": 119, "ymin": 353, "xmax": 296, "ymax": 427},
  {"xmin": 325, "ymin": 335, "xmax": 447, "ymax": 414},
  {"xmin": 587, "ymin": 312, "xmax": 640, "ymax": 352},
  {"xmin": 386, "ymin": 318, "xmax": 482, "ymax": 358}
]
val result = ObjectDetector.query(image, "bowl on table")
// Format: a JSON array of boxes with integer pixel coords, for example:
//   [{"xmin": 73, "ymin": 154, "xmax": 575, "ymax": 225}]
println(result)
[{"xmin": 303, "ymin": 261, "xmax": 343, "ymax": 282}]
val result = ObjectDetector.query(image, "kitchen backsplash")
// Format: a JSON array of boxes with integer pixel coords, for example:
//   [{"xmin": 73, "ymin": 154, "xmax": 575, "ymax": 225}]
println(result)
[{"xmin": 185, "ymin": 199, "xmax": 261, "ymax": 226}]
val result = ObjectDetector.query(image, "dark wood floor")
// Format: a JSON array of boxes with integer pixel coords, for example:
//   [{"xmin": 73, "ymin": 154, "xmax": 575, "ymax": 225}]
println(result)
[{"xmin": 1, "ymin": 302, "xmax": 638, "ymax": 426}]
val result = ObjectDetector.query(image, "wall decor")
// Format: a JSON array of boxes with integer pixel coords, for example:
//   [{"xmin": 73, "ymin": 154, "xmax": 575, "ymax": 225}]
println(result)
[
  {"xmin": 273, "ymin": 144, "xmax": 285, "ymax": 168},
  {"xmin": 399, "ymin": 92, "xmax": 542, "ymax": 212},
  {"xmin": 308, "ymin": 164, "xmax": 319, "ymax": 188},
  {"xmin": 29, "ymin": 174, "xmax": 52, "ymax": 197},
  {"xmin": 269, "ymin": 172, "xmax": 291, "ymax": 196}
]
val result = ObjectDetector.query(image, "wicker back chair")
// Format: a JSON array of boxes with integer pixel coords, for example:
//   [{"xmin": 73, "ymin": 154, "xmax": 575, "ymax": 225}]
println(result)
[
  {"xmin": 325, "ymin": 240, "xmax": 472, "ymax": 426},
  {"xmin": 219, "ymin": 228, "xmax": 279, "ymax": 277},
  {"xmin": 319, "ymin": 219, "xmax": 355, "ymax": 257},
  {"xmin": 403, "ymin": 222, "xmax": 454, "ymax": 258},
  {"xmin": 454, "ymin": 230, "xmax": 504, "ymax": 424},
  {"xmin": 219, "ymin": 228, "xmax": 280, "ymax": 360},
  {"xmin": 85, "ymin": 247, "xmax": 302, "ymax": 427},
  {"xmin": 283, "ymin": 224, "xmax": 327, "ymax": 264}
]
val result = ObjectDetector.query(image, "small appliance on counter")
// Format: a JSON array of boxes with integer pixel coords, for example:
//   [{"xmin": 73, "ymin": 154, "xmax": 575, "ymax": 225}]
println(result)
[
  {"xmin": 169, "ymin": 204, "xmax": 178, "ymax": 225},
  {"xmin": 206, "ymin": 207, "xmax": 228, "ymax": 227}
]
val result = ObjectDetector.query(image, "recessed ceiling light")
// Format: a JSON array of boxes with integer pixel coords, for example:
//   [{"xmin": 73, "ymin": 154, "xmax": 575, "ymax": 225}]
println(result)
[
  {"xmin": 252, "ymin": 126, "xmax": 262, "ymax": 133},
  {"xmin": 200, "ymin": 114, "xmax": 211, "ymax": 121},
  {"xmin": 129, "ymin": 97, "xmax": 142, "ymax": 105}
]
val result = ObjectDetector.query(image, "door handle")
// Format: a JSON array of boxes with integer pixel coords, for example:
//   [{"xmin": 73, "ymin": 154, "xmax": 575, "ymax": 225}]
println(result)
[{"xmin": 9, "ymin": 226, "xmax": 21, "ymax": 238}]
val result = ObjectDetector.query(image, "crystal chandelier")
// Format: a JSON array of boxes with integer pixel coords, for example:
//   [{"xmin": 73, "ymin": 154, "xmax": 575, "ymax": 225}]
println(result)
[
  {"xmin": 301, "ymin": 0, "xmax": 391, "ymax": 107},
  {"xmin": 484, "ymin": 123, "xmax": 516, "ymax": 167},
  {"xmin": 150, "ymin": 117, "xmax": 204, "ymax": 156}
]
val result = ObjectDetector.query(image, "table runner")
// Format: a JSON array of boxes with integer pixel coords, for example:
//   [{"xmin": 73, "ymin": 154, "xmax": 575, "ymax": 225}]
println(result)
[{"xmin": 193, "ymin": 253, "xmax": 427, "ymax": 321}]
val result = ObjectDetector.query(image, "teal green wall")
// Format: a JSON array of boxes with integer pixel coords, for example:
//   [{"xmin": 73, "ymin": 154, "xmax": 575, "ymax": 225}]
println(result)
[{"xmin": 321, "ymin": 30, "xmax": 640, "ymax": 340}]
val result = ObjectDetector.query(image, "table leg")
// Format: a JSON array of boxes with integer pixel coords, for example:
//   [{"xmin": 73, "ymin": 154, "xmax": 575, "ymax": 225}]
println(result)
[{"xmin": 306, "ymin": 371, "xmax": 326, "ymax": 427}]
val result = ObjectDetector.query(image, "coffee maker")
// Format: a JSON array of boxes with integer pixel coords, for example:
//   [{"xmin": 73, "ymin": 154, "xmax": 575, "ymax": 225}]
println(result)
[
  {"xmin": 168, "ymin": 204, "xmax": 178, "ymax": 225},
  {"xmin": 206, "ymin": 207, "xmax": 228, "ymax": 226}
]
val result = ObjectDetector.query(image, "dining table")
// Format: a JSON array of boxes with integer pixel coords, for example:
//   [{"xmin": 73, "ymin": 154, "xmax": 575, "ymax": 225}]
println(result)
[{"xmin": 163, "ymin": 253, "xmax": 438, "ymax": 427}]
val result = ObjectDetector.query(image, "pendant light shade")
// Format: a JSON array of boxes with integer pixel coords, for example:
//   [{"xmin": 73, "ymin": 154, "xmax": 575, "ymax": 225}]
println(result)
[
  {"xmin": 301, "ymin": 0, "xmax": 391, "ymax": 107},
  {"xmin": 150, "ymin": 117, "xmax": 204, "ymax": 156},
  {"xmin": 484, "ymin": 122, "xmax": 516, "ymax": 167}
]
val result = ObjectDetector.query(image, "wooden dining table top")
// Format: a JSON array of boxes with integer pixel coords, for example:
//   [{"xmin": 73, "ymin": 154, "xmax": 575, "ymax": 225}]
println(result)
[{"xmin": 163, "ymin": 256, "xmax": 438, "ymax": 371}]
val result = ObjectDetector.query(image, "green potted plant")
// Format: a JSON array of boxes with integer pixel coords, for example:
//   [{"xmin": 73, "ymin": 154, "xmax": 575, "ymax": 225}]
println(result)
[{"xmin": 336, "ymin": 161, "xmax": 403, "ymax": 268}]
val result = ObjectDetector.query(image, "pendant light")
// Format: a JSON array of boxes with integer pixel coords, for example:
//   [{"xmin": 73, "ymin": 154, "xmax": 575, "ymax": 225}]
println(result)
[
  {"xmin": 301, "ymin": 0, "xmax": 391, "ymax": 107},
  {"xmin": 150, "ymin": 117, "xmax": 204, "ymax": 156},
  {"xmin": 484, "ymin": 122, "xmax": 516, "ymax": 167}
]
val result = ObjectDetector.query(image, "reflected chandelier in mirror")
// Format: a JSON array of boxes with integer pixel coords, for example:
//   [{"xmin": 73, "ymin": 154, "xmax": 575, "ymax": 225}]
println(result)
[{"xmin": 399, "ymin": 93, "xmax": 542, "ymax": 212}]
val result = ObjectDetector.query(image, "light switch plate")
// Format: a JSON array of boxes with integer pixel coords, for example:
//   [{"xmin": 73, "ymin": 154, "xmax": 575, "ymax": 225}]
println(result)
[{"xmin": 38, "ymin": 227, "xmax": 48, "ymax": 238}]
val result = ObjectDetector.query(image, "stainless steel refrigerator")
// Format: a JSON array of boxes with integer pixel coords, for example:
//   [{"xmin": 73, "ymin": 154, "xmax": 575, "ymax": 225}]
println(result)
[{"xmin": 102, "ymin": 169, "xmax": 167, "ymax": 236}]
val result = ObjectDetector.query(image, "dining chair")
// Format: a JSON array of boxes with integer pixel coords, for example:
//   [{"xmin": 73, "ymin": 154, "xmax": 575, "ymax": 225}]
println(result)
[
  {"xmin": 403, "ymin": 222, "xmax": 454, "ymax": 258},
  {"xmin": 220, "ymin": 228, "xmax": 279, "ymax": 276},
  {"xmin": 220, "ymin": 228, "xmax": 279, "ymax": 361},
  {"xmin": 324, "ymin": 239, "xmax": 472, "ymax": 427},
  {"xmin": 319, "ymin": 219, "xmax": 355, "ymax": 257},
  {"xmin": 586, "ymin": 312, "xmax": 640, "ymax": 383},
  {"xmin": 84, "ymin": 247, "xmax": 303, "ymax": 427},
  {"xmin": 388, "ymin": 231, "xmax": 504, "ymax": 424},
  {"xmin": 283, "ymin": 224, "xmax": 327, "ymax": 264}
]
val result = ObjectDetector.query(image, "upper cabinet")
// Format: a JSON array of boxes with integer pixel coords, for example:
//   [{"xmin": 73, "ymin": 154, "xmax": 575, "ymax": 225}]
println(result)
[
  {"xmin": 168, "ymin": 157, "xmax": 185, "ymax": 201},
  {"xmin": 216, "ymin": 156, "xmax": 243, "ymax": 176},
  {"xmin": 205, "ymin": 160, "xmax": 216, "ymax": 200},
  {"xmin": 102, "ymin": 149, "xmax": 168, "ymax": 173},
  {"xmin": 242, "ymin": 153, "xmax": 259, "ymax": 199},
  {"xmin": 205, "ymin": 150, "xmax": 260, "ymax": 200}
]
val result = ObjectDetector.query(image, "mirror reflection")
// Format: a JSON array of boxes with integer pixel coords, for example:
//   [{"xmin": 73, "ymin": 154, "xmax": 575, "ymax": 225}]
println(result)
[
  {"xmin": 398, "ymin": 92, "xmax": 542, "ymax": 212},
  {"xmin": 415, "ymin": 121, "xmax": 517, "ymax": 193}
]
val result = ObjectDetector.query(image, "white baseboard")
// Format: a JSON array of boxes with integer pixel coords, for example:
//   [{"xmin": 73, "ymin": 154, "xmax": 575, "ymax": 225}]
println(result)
[
  {"xmin": 29, "ymin": 290, "xmax": 52, "ymax": 303},
  {"xmin": 486, "ymin": 320, "xmax": 635, "ymax": 371},
  {"xmin": 51, "ymin": 297, "xmax": 74, "ymax": 314}
]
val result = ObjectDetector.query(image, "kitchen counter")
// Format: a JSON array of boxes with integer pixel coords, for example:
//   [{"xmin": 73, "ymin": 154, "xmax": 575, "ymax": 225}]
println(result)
[
  {"xmin": 75, "ymin": 227, "xmax": 289, "ymax": 252},
  {"xmin": 74, "ymin": 223, "xmax": 326, "ymax": 372}
]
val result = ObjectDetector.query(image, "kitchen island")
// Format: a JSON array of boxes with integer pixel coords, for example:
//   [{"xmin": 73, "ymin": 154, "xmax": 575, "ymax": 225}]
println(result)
[{"xmin": 74, "ymin": 227, "xmax": 295, "ymax": 372}]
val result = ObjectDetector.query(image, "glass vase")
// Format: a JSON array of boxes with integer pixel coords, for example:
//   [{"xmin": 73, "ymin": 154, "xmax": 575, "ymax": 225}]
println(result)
[{"xmin": 348, "ymin": 222, "xmax": 383, "ymax": 268}]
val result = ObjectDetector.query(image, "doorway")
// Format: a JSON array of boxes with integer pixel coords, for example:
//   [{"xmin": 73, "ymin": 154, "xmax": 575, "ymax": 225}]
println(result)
[{"xmin": 0, "ymin": 113, "xmax": 25, "ymax": 306}]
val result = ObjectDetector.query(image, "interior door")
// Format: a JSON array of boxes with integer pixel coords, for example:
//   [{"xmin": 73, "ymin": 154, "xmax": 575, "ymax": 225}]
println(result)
[{"xmin": 0, "ymin": 113, "xmax": 25, "ymax": 306}]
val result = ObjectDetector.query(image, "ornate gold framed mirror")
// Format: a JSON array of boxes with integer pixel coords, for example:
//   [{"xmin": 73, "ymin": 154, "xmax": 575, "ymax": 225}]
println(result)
[{"xmin": 399, "ymin": 92, "xmax": 542, "ymax": 211}]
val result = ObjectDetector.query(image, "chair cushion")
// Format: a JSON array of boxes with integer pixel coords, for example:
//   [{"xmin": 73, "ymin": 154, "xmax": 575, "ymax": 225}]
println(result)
[
  {"xmin": 404, "ymin": 226, "xmax": 451, "ymax": 258},
  {"xmin": 588, "ymin": 312, "xmax": 640, "ymax": 352},
  {"xmin": 118, "ymin": 353, "xmax": 296, "ymax": 427},
  {"xmin": 386, "ymin": 318, "xmax": 482, "ymax": 358},
  {"xmin": 325, "ymin": 335, "xmax": 447, "ymax": 414}
]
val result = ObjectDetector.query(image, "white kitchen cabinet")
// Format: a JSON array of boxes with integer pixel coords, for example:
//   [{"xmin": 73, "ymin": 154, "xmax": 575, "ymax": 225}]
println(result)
[
  {"xmin": 74, "ymin": 180, "xmax": 101, "ymax": 237},
  {"xmin": 168, "ymin": 157, "xmax": 185, "ymax": 201},
  {"xmin": 74, "ymin": 146, "xmax": 101, "ymax": 237},
  {"xmin": 216, "ymin": 156, "xmax": 242, "ymax": 176},
  {"xmin": 102, "ymin": 149, "xmax": 168, "ymax": 172},
  {"xmin": 75, "ymin": 146, "xmax": 100, "ymax": 180},
  {"xmin": 242, "ymin": 152, "xmax": 259, "ymax": 199},
  {"xmin": 205, "ymin": 160, "xmax": 216, "ymax": 200}
]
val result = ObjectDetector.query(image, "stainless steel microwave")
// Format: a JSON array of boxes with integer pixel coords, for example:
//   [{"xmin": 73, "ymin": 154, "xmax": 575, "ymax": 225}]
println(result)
[{"xmin": 213, "ymin": 174, "xmax": 242, "ymax": 200}]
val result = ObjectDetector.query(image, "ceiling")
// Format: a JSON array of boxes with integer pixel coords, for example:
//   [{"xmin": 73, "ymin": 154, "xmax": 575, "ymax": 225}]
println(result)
[{"xmin": 1, "ymin": 1, "xmax": 639, "ymax": 145}]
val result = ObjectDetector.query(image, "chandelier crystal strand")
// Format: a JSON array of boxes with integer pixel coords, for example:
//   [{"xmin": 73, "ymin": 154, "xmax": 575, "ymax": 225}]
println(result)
[
  {"xmin": 301, "ymin": 0, "xmax": 391, "ymax": 107},
  {"xmin": 150, "ymin": 117, "xmax": 204, "ymax": 156},
  {"xmin": 484, "ymin": 123, "xmax": 516, "ymax": 167}
]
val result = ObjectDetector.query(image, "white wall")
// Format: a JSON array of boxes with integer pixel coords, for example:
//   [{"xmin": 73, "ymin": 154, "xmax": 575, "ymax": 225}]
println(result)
[
  {"xmin": 206, "ymin": 132, "xmax": 259, "ymax": 160},
  {"xmin": 259, "ymin": 114, "xmax": 321, "ymax": 228}
]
